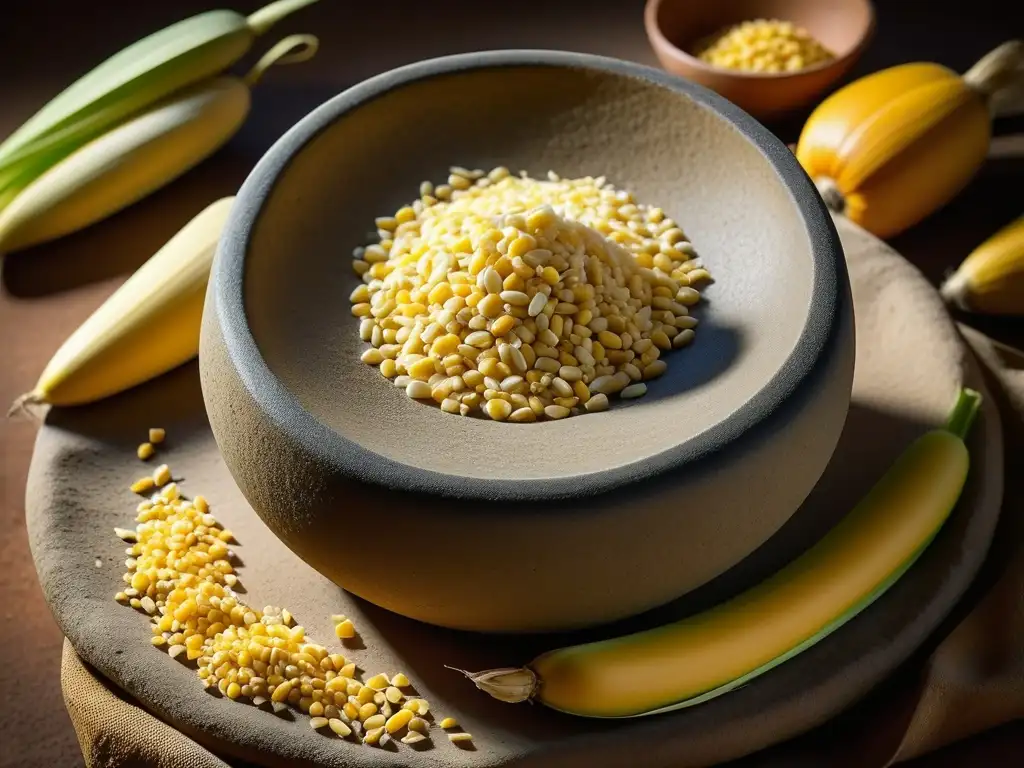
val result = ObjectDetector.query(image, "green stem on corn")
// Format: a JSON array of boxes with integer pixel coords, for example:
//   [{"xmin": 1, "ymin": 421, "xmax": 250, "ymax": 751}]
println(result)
[
  {"xmin": 944, "ymin": 388, "xmax": 982, "ymax": 441},
  {"xmin": 247, "ymin": 0, "xmax": 321, "ymax": 36}
]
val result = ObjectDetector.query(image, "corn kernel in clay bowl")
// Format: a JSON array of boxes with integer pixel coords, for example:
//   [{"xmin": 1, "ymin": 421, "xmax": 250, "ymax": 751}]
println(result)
[
  {"xmin": 694, "ymin": 18, "xmax": 835, "ymax": 74},
  {"xmin": 644, "ymin": 0, "xmax": 875, "ymax": 119},
  {"xmin": 200, "ymin": 50, "xmax": 854, "ymax": 633}
]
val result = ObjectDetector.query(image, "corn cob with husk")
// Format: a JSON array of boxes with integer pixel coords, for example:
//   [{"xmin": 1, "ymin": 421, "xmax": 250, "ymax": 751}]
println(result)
[
  {"xmin": 11, "ymin": 197, "xmax": 236, "ymax": 412},
  {"xmin": 0, "ymin": 33, "xmax": 317, "ymax": 254},
  {"xmin": 0, "ymin": 0, "xmax": 320, "ymax": 253},
  {"xmin": 796, "ymin": 40, "xmax": 1024, "ymax": 239}
]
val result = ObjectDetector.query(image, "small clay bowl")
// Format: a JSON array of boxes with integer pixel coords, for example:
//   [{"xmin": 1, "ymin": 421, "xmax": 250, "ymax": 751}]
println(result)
[
  {"xmin": 645, "ymin": 0, "xmax": 875, "ymax": 120},
  {"xmin": 200, "ymin": 50, "xmax": 855, "ymax": 633}
]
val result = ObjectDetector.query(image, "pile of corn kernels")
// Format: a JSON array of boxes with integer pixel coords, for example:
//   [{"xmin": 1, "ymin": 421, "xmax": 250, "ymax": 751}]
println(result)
[
  {"xmin": 115, "ymin": 432, "xmax": 469, "ymax": 748},
  {"xmin": 349, "ymin": 167, "xmax": 712, "ymax": 421},
  {"xmin": 695, "ymin": 18, "xmax": 834, "ymax": 73}
]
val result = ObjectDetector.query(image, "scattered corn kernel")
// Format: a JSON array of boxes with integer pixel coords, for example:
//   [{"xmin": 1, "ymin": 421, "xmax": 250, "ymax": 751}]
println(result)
[
  {"xmin": 152, "ymin": 464, "xmax": 171, "ymax": 486},
  {"xmin": 365, "ymin": 673, "xmax": 390, "ymax": 690},
  {"xmin": 385, "ymin": 708, "xmax": 414, "ymax": 733},
  {"xmin": 440, "ymin": 717, "xmax": 459, "ymax": 729},
  {"xmin": 620, "ymin": 382, "xmax": 648, "ymax": 399},
  {"xmin": 403, "ymin": 698, "xmax": 430, "ymax": 716},
  {"xmin": 130, "ymin": 476, "xmax": 155, "ymax": 494},
  {"xmin": 328, "ymin": 718, "xmax": 352, "ymax": 737},
  {"xmin": 448, "ymin": 732, "xmax": 474, "ymax": 744},
  {"xmin": 334, "ymin": 619, "xmax": 356, "ymax": 639},
  {"xmin": 391, "ymin": 672, "xmax": 410, "ymax": 687},
  {"xmin": 148, "ymin": 428, "xmax": 166, "ymax": 444},
  {"xmin": 113, "ymin": 448, "xmax": 437, "ymax": 747},
  {"xmin": 402, "ymin": 732, "xmax": 427, "ymax": 745},
  {"xmin": 137, "ymin": 442, "xmax": 155, "ymax": 461}
]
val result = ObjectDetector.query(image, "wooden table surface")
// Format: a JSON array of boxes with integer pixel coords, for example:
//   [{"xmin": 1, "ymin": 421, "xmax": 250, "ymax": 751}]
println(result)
[{"xmin": 1, "ymin": 1, "xmax": 1022, "ymax": 766}]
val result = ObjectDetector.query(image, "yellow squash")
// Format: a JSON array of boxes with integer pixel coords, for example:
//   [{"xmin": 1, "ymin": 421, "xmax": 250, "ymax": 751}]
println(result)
[
  {"xmin": 454, "ymin": 389, "xmax": 981, "ymax": 718},
  {"xmin": 796, "ymin": 41, "xmax": 1023, "ymax": 239},
  {"xmin": 941, "ymin": 215, "xmax": 1024, "ymax": 316}
]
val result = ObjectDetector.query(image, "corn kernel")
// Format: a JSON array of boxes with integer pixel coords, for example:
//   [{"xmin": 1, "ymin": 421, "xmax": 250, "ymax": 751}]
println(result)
[
  {"xmin": 347, "ymin": 167, "xmax": 708, "ymax": 422},
  {"xmin": 152, "ymin": 464, "xmax": 171, "ymax": 486},
  {"xmin": 696, "ymin": 18, "xmax": 833, "ymax": 73}
]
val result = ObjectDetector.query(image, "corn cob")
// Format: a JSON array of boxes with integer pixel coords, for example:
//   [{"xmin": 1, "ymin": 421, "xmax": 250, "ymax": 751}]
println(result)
[
  {"xmin": 12, "ymin": 197, "xmax": 235, "ymax": 410},
  {"xmin": 0, "ymin": 34, "xmax": 316, "ymax": 254},
  {"xmin": 452, "ymin": 389, "xmax": 981, "ymax": 717},
  {"xmin": 941, "ymin": 215, "xmax": 1024, "ymax": 316},
  {"xmin": 0, "ymin": 0, "xmax": 319, "ymax": 210},
  {"xmin": 796, "ymin": 41, "xmax": 1024, "ymax": 239}
]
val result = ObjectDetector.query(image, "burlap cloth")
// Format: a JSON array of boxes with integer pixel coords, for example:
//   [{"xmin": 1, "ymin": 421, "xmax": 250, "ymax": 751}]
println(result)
[{"xmin": 56, "ymin": 217, "xmax": 1024, "ymax": 768}]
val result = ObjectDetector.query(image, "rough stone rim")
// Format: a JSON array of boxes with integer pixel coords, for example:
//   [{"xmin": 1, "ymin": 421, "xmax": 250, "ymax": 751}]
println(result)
[{"xmin": 211, "ymin": 49, "xmax": 848, "ymax": 501}]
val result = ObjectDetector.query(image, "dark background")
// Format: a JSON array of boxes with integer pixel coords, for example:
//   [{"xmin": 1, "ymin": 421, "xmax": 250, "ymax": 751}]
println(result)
[{"xmin": 1, "ymin": 1, "xmax": 1022, "ymax": 765}]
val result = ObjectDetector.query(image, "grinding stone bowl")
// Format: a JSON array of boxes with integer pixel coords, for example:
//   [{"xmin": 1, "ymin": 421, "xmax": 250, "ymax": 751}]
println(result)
[{"xmin": 199, "ymin": 50, "xmax": 855, "ymax": 633}]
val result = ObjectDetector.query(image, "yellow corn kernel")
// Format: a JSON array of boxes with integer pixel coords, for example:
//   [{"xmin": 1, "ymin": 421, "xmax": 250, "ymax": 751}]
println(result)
[
  {"xmin": 152, "ymin": 464, "xmax": 171, "ymax": 486},
  {"xmin": 385, "ymin": 708, "xmax": 414, "ymax": 733},
  {"xmin": 540, "ymin": 266, "xmax": 560, "ymax": 285},
  {"xmin": 365, "ymin": 673, "xmax": 390, "ymax": 690},
  {"xmin": 357, "ymin": 685, "xmax": 376, "ymax": 705},
  {"xmin": 490, "ymin": 314, "xmax": 517, "ymax": 337},
  {"xmin": 402, "ymin": 698, "xmax": 429, "ymax": 715},
  {"xmin": 329, "ymin": 718, "xmax": 351, "ymax": 737},
  {"xmin": 431, "ymin": 333, "xmax": 461, "ymax": 357}
]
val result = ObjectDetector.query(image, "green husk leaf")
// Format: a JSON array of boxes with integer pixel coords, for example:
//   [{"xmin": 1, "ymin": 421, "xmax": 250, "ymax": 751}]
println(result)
[
  {"xmin": 0, "ymin": 0, "xmax": 319, "ymax": 198},
  {"xmin": 0, "ymin": 11, "xmax": 249, "ymax": 173}
]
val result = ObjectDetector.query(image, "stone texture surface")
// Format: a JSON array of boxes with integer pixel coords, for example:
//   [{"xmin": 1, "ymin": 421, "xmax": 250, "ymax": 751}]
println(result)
[{"xmin": 25, "ymin": 218, "xmax": 1002, "ymax": 767}]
